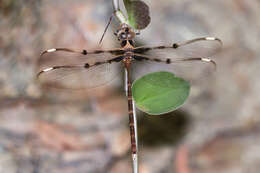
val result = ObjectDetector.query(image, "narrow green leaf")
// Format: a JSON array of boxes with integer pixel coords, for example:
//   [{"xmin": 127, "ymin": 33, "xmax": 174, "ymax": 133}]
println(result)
[{"xmin": 132, "ymin": 72, "xmax": 190, "ymax": 115}]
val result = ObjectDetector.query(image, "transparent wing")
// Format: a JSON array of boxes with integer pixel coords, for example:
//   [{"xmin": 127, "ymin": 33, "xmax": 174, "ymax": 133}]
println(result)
[
  {"xmin": 132, "ymin": 54, "xmax": 216, "ymax": 84},
  {"xmin": 133, "ymin": 37, "xmax": 222, "ymax": 59},
  {"xmin": 36, "ymin": 48, "xmax": 124, "ymax": 89}
]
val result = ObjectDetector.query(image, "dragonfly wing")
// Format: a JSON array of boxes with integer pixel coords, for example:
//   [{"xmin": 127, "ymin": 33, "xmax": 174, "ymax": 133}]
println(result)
[
  {"xmin": 132, "ymin": 54, "xmax": 216, "ymax": 84},
  {"xmin": 37, "ymin": 48, "xmax": 124, "ymax": 89},
  {"xmin": 134, "ymin": 37, "xmax": 222, "ymax": 59}
]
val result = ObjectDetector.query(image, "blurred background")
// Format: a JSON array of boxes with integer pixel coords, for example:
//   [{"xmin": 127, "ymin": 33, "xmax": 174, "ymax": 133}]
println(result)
[{"xmin": 0, "ymin": 0, "xmax": 260, "ymax": 172}]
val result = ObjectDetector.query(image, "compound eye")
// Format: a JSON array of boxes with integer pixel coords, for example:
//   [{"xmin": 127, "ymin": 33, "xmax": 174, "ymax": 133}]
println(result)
[{"xmin": 120, "ymin": 34, "xmax": 126, "ymax": 39}]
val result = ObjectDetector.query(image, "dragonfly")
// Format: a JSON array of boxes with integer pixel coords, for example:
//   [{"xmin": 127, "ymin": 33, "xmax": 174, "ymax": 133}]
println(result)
[{"xmin": 37, "ymin": 23, "xmax": 222, "ymax": 157}]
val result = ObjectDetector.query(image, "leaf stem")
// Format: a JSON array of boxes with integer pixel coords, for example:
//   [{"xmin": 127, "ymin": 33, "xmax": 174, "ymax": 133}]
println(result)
[{"xmin": 112, "ymin": 0, "xmax": 129, "ymax": 24}]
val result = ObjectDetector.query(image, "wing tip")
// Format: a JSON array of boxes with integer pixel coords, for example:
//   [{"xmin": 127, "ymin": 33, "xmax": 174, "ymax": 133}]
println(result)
[
  {"xmin": 36, "ymin": 67, "xmax": 54, "ymax": 79},
  {"xmin": 40, "ymin": 48, "xmax": 57, "ymax": 57},
  {"xmin": 201, "ymin": 57, "xmax": 217, "ymax": 70},
  {"xmin": 205, "ymin": 37, "xmax": 223, "ymax": 46}
]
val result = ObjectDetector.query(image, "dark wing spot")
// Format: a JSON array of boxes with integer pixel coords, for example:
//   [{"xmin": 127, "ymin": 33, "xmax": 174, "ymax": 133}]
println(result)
[
  {"xmin": 109, "ymin": 49, "xmax": 124, "ymax": 55},
  {"xmin": 53, "ymin": 66, "xmax": 61, "ymax": 69},
  {"xmin": 157, "ymin": 46, "xmax": 165, "ymax": 49},
  {"xmin": 84, "ymin": 63, "xmax": 90, "ymax": 68},
  {"xmin": 82, "ymin": 49, "xmax": 87, "ymax": 55},
  {"xmin": 108, "ymin": 56, "xmax": 124, "ymax": 63},
  {"xmin": 172, "ymin": 43, "xmax": 179, "ymax": 49},
  {"xmin": 133, "ymin": 55, "xmax": 149, "ymax": 61},
  {"xmin": 93, "ymin": 50, "xmax": 105, "ymax": 54},
  {"xmin": 134, "ymin": 48, "xmax": 151, "ymax": 54},
  {"xmin": 94, "ymin": 62, "xmax": 103, "ymax": 65},
  {"xmin": 153, "ymin": 58, "xmax": 161, "ymax": 62},
  {"xmin": 113, "ymin": 56, "xmax": 124, "ymax": 62}
]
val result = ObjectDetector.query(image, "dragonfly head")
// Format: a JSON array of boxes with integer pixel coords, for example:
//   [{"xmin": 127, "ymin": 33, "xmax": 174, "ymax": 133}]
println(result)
[{"xmin": 116, "ymin": 23, "xmax": 135, "ymax": 47}]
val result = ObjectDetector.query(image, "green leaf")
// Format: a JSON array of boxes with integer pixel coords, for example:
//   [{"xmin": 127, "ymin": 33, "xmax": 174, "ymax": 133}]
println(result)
[
  {"xmin": 123, "ymin": 0, "xmax": 151, "ymax": 29},
  {"xmin": 132, "ymin": 72, "xmax": 190, "ymax": 115}
]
